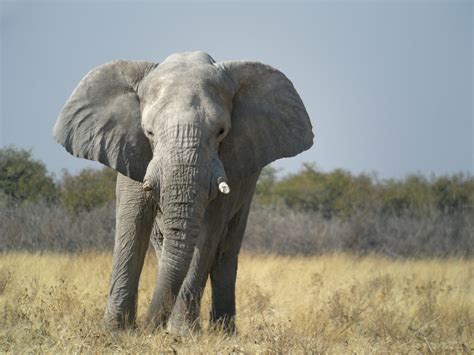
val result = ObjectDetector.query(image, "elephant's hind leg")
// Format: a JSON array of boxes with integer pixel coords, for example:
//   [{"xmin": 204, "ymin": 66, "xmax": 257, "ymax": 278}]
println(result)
[{"xmin": 103, "ymin": 173, "xmax": 157, "ymax": 329}]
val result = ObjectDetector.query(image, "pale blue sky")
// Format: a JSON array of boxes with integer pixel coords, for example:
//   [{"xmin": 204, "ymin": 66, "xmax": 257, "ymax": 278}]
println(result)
[{"xmin": 1, "ymin": 0, "xmax": 472, "ymax": 179}]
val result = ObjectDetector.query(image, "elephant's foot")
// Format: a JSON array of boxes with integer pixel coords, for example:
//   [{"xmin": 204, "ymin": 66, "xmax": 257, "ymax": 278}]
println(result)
[
  {"xmin": 166, "ymin": 315, "xmax": 201, "ymax": 336},
  {"xmin": 146, "ymin": 300, "xmax": 174, "ymax": 330},
  {"xmin": 145, "ymin": 312, "xmax": 168, "ymax": 330},
  {"xmin": 166, "ymin": 322, "xmax": 200, "ymax": 336},
  {"xmin": 209, "ymin": 315, "xmax": 237, "ymax": 335},
  {"xmin": 144, "ymin": 310, "xmax": 199, "ymax": 335},
  {"xmin": 102, "ymin": 310, "xmax": 137, "ymax": 330},
  {"xmin": 165, "ymin": 293, "xmax": 202, "ymax": 335}
]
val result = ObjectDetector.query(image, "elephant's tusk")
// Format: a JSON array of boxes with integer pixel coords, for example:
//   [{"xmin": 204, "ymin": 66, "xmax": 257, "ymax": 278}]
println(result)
[
  {"xmin": 218, "ymin": 181, "xmax": 230, "ymax": 194},
  {"xmin": 143, "ymin": 181, "xmax": 153, "ymax": 191}
]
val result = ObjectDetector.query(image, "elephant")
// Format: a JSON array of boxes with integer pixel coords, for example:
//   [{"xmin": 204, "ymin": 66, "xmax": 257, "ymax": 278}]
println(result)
[{"xmin": 53, "ymin": 51, "xmax": 313, "ymax": 334}]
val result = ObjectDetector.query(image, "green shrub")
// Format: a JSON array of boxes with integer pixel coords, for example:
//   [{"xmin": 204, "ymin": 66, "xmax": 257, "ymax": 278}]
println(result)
[
  {"xmin": 255, "ymin": 165, "xmax": 280, "ymax": 206},
  {"xmin": 256, "ymin": 164, "xmax": 474, "ymax": 218},
  {"xmin": 59, "ymin": 168, "xmax": 116, "ymax": 214},
  {"xmin": 0, "ymin": 147, "xmax": 58, "ymax": 205},
  {"xmin": 431, "ymin": 174, "xmax": 473, "ymax": 214},
  {"xmin": 265, "ymin": 164, "xmax": 377, "ymax": 217}
]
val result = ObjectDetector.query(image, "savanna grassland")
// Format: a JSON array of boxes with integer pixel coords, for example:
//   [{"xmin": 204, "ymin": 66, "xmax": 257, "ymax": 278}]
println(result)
[{"xmin": 1, "ymin": 252, "xmax": 472, "ymax": 353}]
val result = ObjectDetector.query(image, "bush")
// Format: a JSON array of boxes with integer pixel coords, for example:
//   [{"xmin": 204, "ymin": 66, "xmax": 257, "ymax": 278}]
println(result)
[
  {"xmin": 1, "ymin": 202, "xmax": 472, "ymax": 257},
  {"xmin": 261, "ymin": 164, "xmax": 379, "ymax": 217},
  {"xmin": 59, "ymin": 168, "xmax": 116, "ymax": 214},
  {"xmin": 256, "ymin": 164, "xmax": 474, "ymax": 218},
  {"xmin": 242, "ymin": 205, "xmax": 474, "ymax": 257},
  {"xmin": 0, "ymin": 147, "xmax": 58, "ymax": 206},
  {"xmin": 0, "ymin": 202, "xmax": 115, "ymax": 252},
  {"xmin": 431, "ymin": 174, "xmax": 474, "ymax": 214}
]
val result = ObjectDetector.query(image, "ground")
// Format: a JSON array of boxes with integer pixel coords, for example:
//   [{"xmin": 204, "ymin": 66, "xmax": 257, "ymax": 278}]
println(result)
[{"xmin": 0, "ymin": 252, "xmax": 472, "ymax": 353}]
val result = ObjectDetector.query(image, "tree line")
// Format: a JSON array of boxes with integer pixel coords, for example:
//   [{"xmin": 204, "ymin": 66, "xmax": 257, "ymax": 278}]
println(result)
[
  {"xmin": 255, "ymin": 164, "xmax": 474, "ymax": 218},
  {"xmin": 1, "ymin": 146, "xmax": 473, "ymax": 217},
  {"xmin": 0, "ymin": 147, "xmax": 116, "ymax": 214}
]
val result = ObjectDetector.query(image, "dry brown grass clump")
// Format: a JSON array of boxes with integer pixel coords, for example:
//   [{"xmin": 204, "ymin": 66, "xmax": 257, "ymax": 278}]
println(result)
[{"xmin": 0, "ymin": 252, "xmax": 472, "ymax": 353}]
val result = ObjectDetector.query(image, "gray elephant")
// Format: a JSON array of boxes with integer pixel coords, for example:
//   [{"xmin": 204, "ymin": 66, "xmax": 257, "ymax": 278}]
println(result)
[{"xmin": 53, "ymin": 51, "xmax": 313, "ymax": 334}]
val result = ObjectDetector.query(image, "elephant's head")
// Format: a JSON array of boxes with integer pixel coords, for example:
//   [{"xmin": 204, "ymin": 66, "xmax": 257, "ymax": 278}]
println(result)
[{"xmin": 53, "ymin": 51, "xmax": 313, "ymax": 323}]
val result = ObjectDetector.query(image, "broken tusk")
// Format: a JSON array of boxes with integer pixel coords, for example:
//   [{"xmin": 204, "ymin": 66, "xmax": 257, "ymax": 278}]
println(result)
[
  {"xmin": 218, "ymin": 181, "xmax": 230, "ymax": 194},
  {"xmin": 143, "ymin": 181, "xmax": 153, "ymax": 192}
]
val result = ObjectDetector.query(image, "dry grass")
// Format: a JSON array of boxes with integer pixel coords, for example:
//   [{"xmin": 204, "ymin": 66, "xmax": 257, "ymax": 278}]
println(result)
[{"xmin": 0, "ymin": 252, "xmax": 472, "ymax": 353}]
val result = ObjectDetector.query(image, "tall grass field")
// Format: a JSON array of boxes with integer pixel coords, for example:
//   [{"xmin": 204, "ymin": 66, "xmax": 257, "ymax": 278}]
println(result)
[{"xmin": 1, "ymin": 252, "xmax": 472, "ymax": 353}]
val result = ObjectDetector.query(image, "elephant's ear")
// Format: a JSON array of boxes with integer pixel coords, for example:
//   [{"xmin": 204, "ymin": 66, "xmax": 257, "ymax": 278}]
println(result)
[
  {"xmin": 53, "ymin": 60, "xmax": 157, "ymax": 182},
  {"xmin": 217, "ymin": 61, "xmax": 314, "ymax": 181}
]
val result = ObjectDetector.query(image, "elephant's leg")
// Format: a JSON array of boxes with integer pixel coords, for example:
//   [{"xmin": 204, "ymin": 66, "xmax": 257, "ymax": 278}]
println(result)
[
  {"xmin": 103, "ymin": 173, "xmax": 157, "ymax": 329},
  {"xmin": 209, "ymin": 199, "xmax": 252, "ymax": 333}
]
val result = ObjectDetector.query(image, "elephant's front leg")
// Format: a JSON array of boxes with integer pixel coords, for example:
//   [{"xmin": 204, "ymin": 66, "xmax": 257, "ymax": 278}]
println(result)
[
  {"xmin": 210, "ymin": 199, "xmax": 252, "ymax": 333},
  {"xmin": 103, "ymin": 173, "xmax": 157, "ymax": 329}
]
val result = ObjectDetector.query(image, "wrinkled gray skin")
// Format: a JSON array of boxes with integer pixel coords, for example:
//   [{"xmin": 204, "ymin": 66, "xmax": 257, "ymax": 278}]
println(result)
[{"xmin": 53, "ymin": 51, "xmax": 313, "ymax": 334}]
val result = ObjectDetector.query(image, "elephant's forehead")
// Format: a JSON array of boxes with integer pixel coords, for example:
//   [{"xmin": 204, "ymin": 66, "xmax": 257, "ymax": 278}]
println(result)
[
  {"xmin": 153, "ymin": 62, "xmax": 230, "ymax": 92},
  {"xmin": 140, "ymin": 62, "xmax": 235, "ymax": 112}
]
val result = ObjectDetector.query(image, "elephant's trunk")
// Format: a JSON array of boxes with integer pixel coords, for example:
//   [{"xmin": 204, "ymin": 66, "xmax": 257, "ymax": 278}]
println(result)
[
  {"xmin": 146, "ymin": 126, "xmax": 210, "ymax": 326},
  {"xmin": 148, "ymin": 180, "xmax": 207, "ymax": 326}
]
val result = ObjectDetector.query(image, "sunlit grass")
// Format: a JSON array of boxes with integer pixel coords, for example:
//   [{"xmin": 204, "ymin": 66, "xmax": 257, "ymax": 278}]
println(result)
[{"xmin": 0, "ymin": 252, "xmax": 472, "ymax": 352}]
